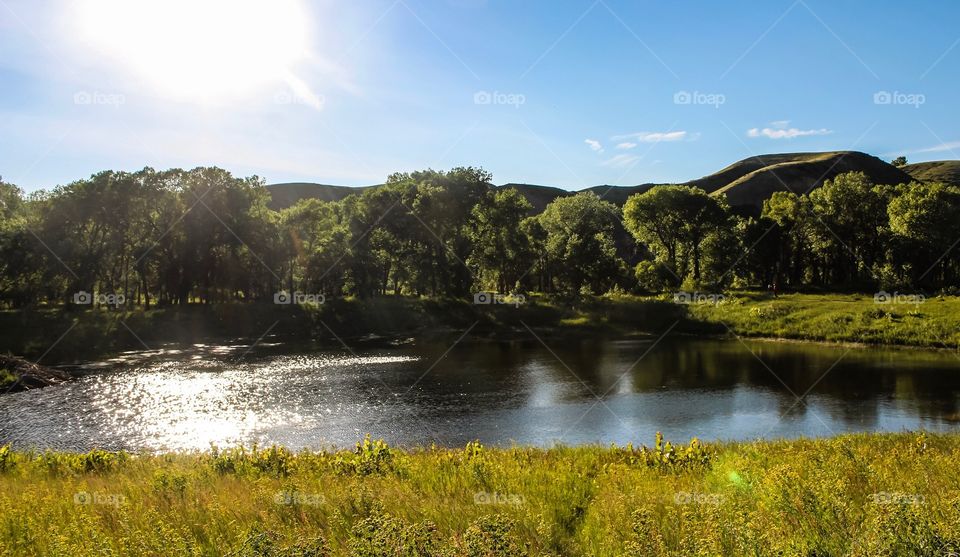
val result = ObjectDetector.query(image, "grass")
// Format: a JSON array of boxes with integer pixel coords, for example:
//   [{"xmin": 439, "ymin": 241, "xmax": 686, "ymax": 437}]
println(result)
[
  {"xmin": 0, "ymin": 433, "xmax": 958, "ymax": 556},
  {"xmin": 684, "ymin": 291, "xmax": 960, "ymax": 349},
  {"xmin": 0, "ymin": 368, "xmax": 15, "ymax": 389},
  {"xmin": 1, "ymin": 292, "xmax": 959, "ymax": 363}
]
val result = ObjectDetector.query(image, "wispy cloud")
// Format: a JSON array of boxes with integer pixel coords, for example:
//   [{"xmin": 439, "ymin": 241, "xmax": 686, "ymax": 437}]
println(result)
[
  {"xmin": 747, "ymin": 121, "xmax": 833, "ymax": 139},
  {"xmin": 612, "ymin": 131, "xmax": 689, "ymax": 143},
  {"xmin": 909, "ymin": 141, "xmax": 960, "ymax": 154},
  {"xmin": 601, "ymin": 153, "xmax": 640, "ymax": 168},
  {"xmin": 616, "ymin": 142, "xmax": 637, "ymax": 150},
  {"xmin": 584, "ymin": 138, "xmax": 604, "ymax": 153}
]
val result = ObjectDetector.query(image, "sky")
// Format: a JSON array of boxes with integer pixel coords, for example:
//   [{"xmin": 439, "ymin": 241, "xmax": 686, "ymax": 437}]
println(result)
[{"xmin": 1, "ymin": 0, "xmax": 959, "ymax": 192}]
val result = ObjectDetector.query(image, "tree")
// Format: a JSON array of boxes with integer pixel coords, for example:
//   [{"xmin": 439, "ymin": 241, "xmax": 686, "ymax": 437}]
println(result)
[
  {"xmin": 807, "ymin": 172, "xmax": 888, "ymax": 287},
  {"xmin": 538, "ymin": 193, "xmax": 622, "ymax": 294},
  {"xmin": 888, "ymin": 182, "xmax": 960, "ymax": 287},
  {"xmin": 891, "ymin": 156, "xmax": 908, "ymax": 168},
  {"xmin": 469, "ymin": 189, "xmax": 533, "ymax": 292},
  {"xmin": 623, "ymin": 186, "xmax": 729, "ymax": 285}
]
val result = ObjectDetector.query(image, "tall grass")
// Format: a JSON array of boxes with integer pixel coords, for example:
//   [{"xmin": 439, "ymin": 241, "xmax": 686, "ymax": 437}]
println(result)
[{"xmin": 1, "ymin": 433, "xmax": 958, "ymax": 556}]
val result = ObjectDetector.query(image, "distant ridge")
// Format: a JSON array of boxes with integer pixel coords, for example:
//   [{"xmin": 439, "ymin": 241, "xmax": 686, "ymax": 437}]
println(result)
[
  {"xmin": 267, "ymin": 151, "xmax": 945, "ymax": 212},
  {"xmin": 903, "ymin": 160, "xmax": 960, "ymax": 186}
]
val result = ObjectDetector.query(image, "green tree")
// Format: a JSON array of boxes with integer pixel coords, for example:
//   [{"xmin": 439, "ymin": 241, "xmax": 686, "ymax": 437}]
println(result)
[
  {"xmin": 538, "ymin": 193, "xmax": 622, "ymax": 294},
  {"xmin": 469, "ymin": 188, "xmax": 533, "ymax": 293},
  {"xmin": 888, "ymin": 181, "xmax": 960, "ymax": 287},
  {"xmin": 623, "ymin": 186, "xmax": 729, "ymax": 285}
]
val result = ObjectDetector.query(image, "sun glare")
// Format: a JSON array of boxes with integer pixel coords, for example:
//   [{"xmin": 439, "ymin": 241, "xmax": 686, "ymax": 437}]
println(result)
[{"xmin": 72, "ymin": 0, "xmax": 310, "ymax": 101}]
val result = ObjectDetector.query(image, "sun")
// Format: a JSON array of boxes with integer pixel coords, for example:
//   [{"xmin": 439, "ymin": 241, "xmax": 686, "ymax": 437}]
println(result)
[{"xmin": 72, "ymin": 0, "xmax": 310, "ymax": 102}]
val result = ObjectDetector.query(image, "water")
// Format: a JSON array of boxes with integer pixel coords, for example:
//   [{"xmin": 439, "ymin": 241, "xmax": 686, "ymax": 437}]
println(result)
[{"xmin": 1, "ymin": 337, "xmax": 959, "ymax": 451}]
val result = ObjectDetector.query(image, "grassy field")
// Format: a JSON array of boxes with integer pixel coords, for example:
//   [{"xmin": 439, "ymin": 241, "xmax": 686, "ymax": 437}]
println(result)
[
  {"xmin": 0, "ymin": 433, "xmax": 957, "ymax": 556},
  {"xmin": 684, "ymin": 291, "xmax": 960, "ymax": 349}
]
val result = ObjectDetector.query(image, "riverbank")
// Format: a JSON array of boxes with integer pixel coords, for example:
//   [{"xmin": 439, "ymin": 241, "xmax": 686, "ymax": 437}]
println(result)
[
  {"xmin": 1, "ymin": 292, "xmax": 958, "ymax": 364},
  {"xmin": 0, "ymin": 432, "xmax": 956, "ymax": 556},
  {"xmin": 0, "ymin": 354, "xmax": 70, "ymax": 393}
]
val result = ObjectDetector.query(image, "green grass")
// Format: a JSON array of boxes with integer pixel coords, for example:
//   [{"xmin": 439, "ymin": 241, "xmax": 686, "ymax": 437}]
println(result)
[
  {"xmin": 0, "ymin": 368, "xmax": 15, "ymax": 389},
  {"xmin": 2, "ymin": 292, "xmax": 959, "ymax": 363},
  {"xmin": 0, "ymin": 433, "xmax": 958, "ymax": 556},
  {"xmin": 685, "ymin": 291, "xmax": 960, "ymax": 349}
]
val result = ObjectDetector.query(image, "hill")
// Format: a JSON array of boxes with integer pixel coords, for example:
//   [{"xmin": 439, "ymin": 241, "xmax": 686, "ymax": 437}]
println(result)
[
  {"xmin": 265, "ymin": 182, "xmax": 377, "ymax": 210},
  {"xmin": 903, "ymin": 160, "xmax": 960, "ymax": 186},
  {"xmin": 266, "ymin": 151, "xmax": 936, "ymax": 212},
  {"xmin": 709, "ymin": 151, "xmax": 914, "ymax": 210}
]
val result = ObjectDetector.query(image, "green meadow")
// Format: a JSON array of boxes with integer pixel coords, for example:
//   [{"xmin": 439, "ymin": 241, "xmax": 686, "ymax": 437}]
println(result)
[{"xmin": 1, "ymin": 433, "xmax": 958, "ymax": 556}]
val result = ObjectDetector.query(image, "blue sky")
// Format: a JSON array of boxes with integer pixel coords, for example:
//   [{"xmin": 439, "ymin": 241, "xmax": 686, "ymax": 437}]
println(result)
[{"xmin": 1, "ymin": 0, "xmax": 958, "ymax": 192}]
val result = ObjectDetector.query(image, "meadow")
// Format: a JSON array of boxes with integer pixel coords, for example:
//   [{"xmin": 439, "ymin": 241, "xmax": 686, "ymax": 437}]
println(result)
[{"xmin": 1, "ymin": 432, "xmax": 958, "ymax": 556}]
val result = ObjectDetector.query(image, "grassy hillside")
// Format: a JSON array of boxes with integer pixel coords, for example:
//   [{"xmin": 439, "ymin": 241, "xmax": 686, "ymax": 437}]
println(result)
[
  {"xmin": 267, "ymin": 151, "xmax": 927, "ymax": 212},
  {"xmin": 1, "ymin": 433, "xmax": 957, "ymax": 555},
  {"xmin": 266, "ymin": 182, "xmax": 378, "ymax": 210},
  {"xmin": 497, "ymin": 183, "xmax": 570, "ymax": 213},
  {"xmin": 712, "ymin": 151, "xmax": 914, "ymax": 210},
  {"xmin": 904, "ymin": 160, "xmax": 960, "ymax": 186}
]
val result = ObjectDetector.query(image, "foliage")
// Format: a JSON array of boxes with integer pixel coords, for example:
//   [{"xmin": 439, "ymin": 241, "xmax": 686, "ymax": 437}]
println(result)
[{"xmin": 2, "ymin": 169, "xmax": 960, "ymax": 309}]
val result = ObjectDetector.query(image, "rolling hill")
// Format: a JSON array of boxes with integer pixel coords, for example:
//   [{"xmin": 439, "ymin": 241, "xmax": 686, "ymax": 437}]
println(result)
[
  {"xmin": 903, "ymin": 160, "xmax": 960, "ymax": 186},
  {"xmin": 266, "ymin": 151, "xmax": 943, "ymax": 213},
  {"xmin": 709, "ymin": 151, "xmax": 914, "ymax": 210},
  {"xmin": 266, "ymin": 182, "xmax": 378, "ymax": 210}
]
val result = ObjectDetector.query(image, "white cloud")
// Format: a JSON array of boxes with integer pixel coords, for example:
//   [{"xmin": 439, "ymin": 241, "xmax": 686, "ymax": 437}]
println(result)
[
  {"xmin": 601, "ymin": 154, "xmax": 640, "ymax": 168},
  {"xmin": 616, "ymin": 142, "xmax": 637, "ymax": 150},
  {"xmin": 612, "ymin": 131, "xmax": 689, "ymax": 143},
  {"xmin": 585, "ymin": 138, "xmax": 604, "ymax": 153},
  {"xmin": 747, "ymin": 124, "xmax": 833, "ymax": 139}
]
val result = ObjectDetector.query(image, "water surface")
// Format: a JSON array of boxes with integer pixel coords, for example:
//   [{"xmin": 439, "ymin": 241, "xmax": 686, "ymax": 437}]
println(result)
[{"xmin": 1, "ymin": 337, "xmax": 959, "ymax": 451}]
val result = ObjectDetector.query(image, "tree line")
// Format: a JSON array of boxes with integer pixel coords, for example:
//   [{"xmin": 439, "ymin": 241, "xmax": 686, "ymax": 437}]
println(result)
[{"xmin": 0, "ymin": 166, "xmax": 957, "ymax": 308}]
